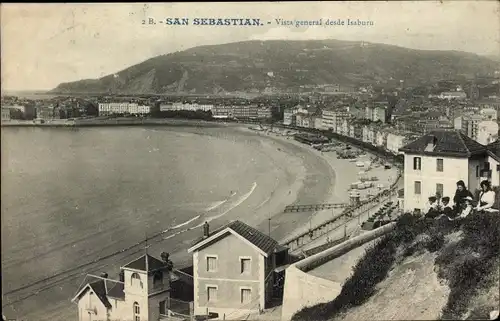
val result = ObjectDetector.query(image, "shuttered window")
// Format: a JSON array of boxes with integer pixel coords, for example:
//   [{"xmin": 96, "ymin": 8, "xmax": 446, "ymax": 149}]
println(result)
[
  {"xmin": 437, "ymin": 159, "xmax": 443, "ymax": 172},
  {"xmin": 240, "ymin": 258, "xmax": 251, "ymax": 274},
  {"xmin": 207, "ymin": 286, "xmax": 217, "ymax": 302},
  {"xmin": 241, "ymin": 288, "xmax": 251, "ymax": 304},
  {"xmin": 414, "ymin": 181, "xmax": 421, "ymax": 195},
  {"xmin": 206, "ymin": 256, "xmax": 217, "ymax": 272}
]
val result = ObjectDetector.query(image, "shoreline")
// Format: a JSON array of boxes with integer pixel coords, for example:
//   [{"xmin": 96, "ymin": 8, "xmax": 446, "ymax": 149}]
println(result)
[
  {"xmin": 1, "ymin": 123, "xmax": 399, "ymax": 321},
  {"xmin": 1, "ymin": 124, "xmax": 334, "ymax": 320}
]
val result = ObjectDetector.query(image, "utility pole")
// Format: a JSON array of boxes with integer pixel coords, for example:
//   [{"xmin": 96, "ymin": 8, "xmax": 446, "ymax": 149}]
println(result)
[{"xmin": 268, "ymin": 216, "xmax": 271, "ymax": 238}]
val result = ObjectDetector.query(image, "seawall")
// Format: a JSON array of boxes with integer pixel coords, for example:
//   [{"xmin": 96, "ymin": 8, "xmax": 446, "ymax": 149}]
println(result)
[{"xmin": 281, "ymin": 222, "xmax": 396, "ymax": 321}]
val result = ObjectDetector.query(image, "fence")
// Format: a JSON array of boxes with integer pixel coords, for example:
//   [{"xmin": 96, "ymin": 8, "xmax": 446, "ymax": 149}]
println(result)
[
  {"xmin": 164, "ymin": 297, "xmax": 193, "ymax": 320},
  {"xmin": 280, "ymin": 171, "xmax": 401, "ymax": 251}
]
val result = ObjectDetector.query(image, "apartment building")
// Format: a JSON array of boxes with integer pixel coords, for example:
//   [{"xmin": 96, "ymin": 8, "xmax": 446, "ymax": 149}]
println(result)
[
  {"xmin": 321, "ymin": 110, "xmax": 336, "ymax": 131},
  {"xmin": 399, "ymin": 130, "xmax": 498, "ymax": 212},
  {"xmin": 98, "ymin": 103, "xmax": 149, "ymax": 116},
  {"xmin": 1, "ymin": 108, "xmax": 10, "ymax": 121},
  {"xmin": 386, "ymin": 132, "xmax": 407, "ymax": 155},
  {"xmin": 188, "ymin": 221, "xmax": 285, "ymax": 320},
  {"xmin": 160, "ymin": 103, "xmax": 214, "ymax": 112},
  {"xmin": 365, "ymin": 105, "xmax": 386, "ymax": 123}
]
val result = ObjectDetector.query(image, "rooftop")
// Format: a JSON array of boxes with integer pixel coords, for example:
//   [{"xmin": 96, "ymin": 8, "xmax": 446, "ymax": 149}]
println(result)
[
  {"xmin": 73, "ymin": 276, "xmax": 113, "ymax": 309},
  {"xmin": 122, "ymin": 254, "xmax": 167, "ymax": 272},
  {"xmin": 399, "ymin": 130, "xmax": 486, "ymax": 157},
  {"xmin": 190, "ymin": 220, "xmax": 280, "ymax": 255}
]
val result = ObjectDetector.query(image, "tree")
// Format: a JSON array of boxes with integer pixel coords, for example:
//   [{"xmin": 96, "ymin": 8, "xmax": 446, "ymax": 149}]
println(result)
[{"xmin": 161, "ymin": 252, "xmax": 174, "ymax": 271}]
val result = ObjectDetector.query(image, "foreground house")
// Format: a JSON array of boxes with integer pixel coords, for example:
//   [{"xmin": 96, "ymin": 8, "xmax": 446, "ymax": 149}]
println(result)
[
  {"xmin": 72, "ymin": 254, "xmax": 173, "ymax": 321},
  {"xmin": 399, "ymin": 130, "xmax": 499, "ymax": 212},
  {"xmin": 188, "ymin": 221, "xmax": 287, "ymax": 320}
]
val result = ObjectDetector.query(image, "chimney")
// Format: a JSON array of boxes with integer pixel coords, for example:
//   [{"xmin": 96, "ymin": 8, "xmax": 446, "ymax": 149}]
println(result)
[
  {"xmin": 425, "ymin": 135, "xmax": 438, "ymax": 152},
  {"xmin": 203, "ymin": 222, "xmax": 210, "ymax": 238},
  {"xmin": 118, "ymin": 271, "xmax": 124, "ymax": 282},
  {"xmin": 100, "ymin": 272, "xmax": 108, "ymax": 279}
]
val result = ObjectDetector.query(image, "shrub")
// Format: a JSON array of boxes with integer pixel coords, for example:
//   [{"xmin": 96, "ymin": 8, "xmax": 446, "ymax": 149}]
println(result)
[
  {"xmin": 436, "ymin": 213, "xmax": 500, "ymax": 320},
  {"xmin": 292, "ymin": 212, "xmax": 424, "ymax": 321}
]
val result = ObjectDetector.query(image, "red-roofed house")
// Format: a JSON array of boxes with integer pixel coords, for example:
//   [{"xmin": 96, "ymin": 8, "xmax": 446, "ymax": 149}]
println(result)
[
  {"xmin": 187, "ymin": 220, "xmax": 287, "ymax": 320},
  {"xmin": 399, "ymin": 130, "xmax": 499, "ymax": 212}
]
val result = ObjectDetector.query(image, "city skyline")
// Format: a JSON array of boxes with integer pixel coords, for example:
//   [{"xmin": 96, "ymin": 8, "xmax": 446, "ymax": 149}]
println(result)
[{"xmin": 1, "ymin": 1, "xmax": 499, "ymax": 91}]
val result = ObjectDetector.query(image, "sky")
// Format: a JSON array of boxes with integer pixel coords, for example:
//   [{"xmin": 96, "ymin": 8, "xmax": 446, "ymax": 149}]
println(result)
[{"xmin": 1, "ymin": 1, "xmax": 499, "ymax": 91}]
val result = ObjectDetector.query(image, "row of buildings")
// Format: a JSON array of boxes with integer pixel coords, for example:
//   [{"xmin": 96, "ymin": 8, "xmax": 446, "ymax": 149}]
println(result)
[
  {"xmin": 98, "ymin": 103, "xmax": 151, "ymax": 116},
  {"xmin": 159, "ymin": 102, "xmax": 275, "ymax": 120},
  {"xmin": 284, "ymin": 104, "xmax": 419, "ymax": 154}
]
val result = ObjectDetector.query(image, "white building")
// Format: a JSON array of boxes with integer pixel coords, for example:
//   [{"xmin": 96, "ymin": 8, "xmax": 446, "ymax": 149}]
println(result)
[
  {"xmin": 480, "ymin": 108, "xmax": 498, "ymax": 121},
  {"xmin": 283, "ymin": 108, "xmax": 298, "ymax": 126},
  {"xmin": 98, "ymin": 103, "xmax": 150, "ymax": 116},
  {"xmin": 160, "ymin": 103, "xmax": 214, "ymax": 112},
  {"xmin": 477, "ymin": 120, "xmax": 499, "ymax": 145},
  {"xmin": 375, "ymin": 128, "xmax": 389, "ymax": 147},
  {"xmin": 314, "ymin": 117, "xmax": 324, "ymax": 130},
  {"xmin": 1, "ymin": 108, "xmax": 10, "ymax": 121},
  {"xmin": 438, "ymin": 92, "xmax": 467, "ymax": 100},
  {"xmin": 365, "ymin": 106, "xmax": 386, "ymax": 123},
  {"xmin": 72, "ymin": 254, "xmax": 173, "ymax": 321},
  {"xmin": 386, "ymin": 132, "xmax": 406, "ymax": 155},
  {"xmin": 321, "ymin": 110, "xmax": 336, "ymax": 131},
  {"xmin": 399, "ymin": 131, "xmax": 499, "ymax": 213}
]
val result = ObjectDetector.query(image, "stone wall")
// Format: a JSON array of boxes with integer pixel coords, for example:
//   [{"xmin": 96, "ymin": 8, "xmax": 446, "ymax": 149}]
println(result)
[{"xmin": 281, "ymin": 223, "xmax": 396, "ymax": 321}]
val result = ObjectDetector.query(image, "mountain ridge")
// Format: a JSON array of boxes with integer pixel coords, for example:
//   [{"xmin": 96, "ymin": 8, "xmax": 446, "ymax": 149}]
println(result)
[{"xmin": 50, "ymin": 39, "xmax": 499, "ymax": 94}]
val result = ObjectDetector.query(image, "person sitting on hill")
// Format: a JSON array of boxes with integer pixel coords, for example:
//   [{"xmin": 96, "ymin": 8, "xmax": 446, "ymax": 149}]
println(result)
[
  {"xmin": 437, "ymin": 196, "xmax": 455, "ymax": 220},
  {"xmin": 457, "ymin": 196, "xmax": 474, "ymax": 219},
  {"xmin": 424, "ymin": 196, "xmax": 440, "ymax": 219},
  {"xmin": 476, "ymin": 180, "xmax": 498, "ymax": 213},
  {"xmin": 453, "ymin": 180, "xmax": 474, "ymax": 214}
]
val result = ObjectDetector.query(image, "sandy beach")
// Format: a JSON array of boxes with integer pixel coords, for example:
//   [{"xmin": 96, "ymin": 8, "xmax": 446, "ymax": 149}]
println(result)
[
  {"xmin": 2, "ymin": 124, "xmax": 398, "ymax": 321},
  {"xmin": 247, "ymin": 127, "xmax": 399, "ymax": 245}
]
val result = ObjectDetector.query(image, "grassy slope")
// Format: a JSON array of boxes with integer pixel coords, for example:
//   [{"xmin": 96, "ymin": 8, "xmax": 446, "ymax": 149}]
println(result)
[{"xmin": 292, "ymin": 212, "xmax": 500, "ymax": 321}]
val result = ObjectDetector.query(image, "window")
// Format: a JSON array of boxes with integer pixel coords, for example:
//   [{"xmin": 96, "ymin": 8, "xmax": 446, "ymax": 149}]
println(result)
[
  {"xmin": 413, "ymin": 157, "xmax": 421, "ymax": 170},
  {"xmin": 133, "ymin": 302, "xmax": 140, "ymax": 321},
  {"xmin": 153, "ymin": 271, "xmax": 163, "ymax": 289},
  {"xmin": 414, "ymin": 181, "xmax": 421, "ymax": 195},
  {"xmin": 476, "ymin": 165, "xmax": 480, "ymax": 177},
  {"xmin": 131, "ymin": 273, "xmax": 143, "ymax": 288},
  {"xmin": 206, "ymin": 256, "xmax": 217, "ymax": 272},
  {"xmin": 436, "ymin": 159, "xmax": 443, "ymax": 172},
  {"xmin": 436, "ymin": 184, "xmax": 444, "ymax": 197},
  {"xmin": 241, "ymin": 288, "xmax": 252, "ymax": 304},
  {"xmin": 207, "ymin": 286, "xmax": 217, "ymax": 302},
  {"xmin": 240, "ymin": 258, "xmax": 251, "ymax": 274}
]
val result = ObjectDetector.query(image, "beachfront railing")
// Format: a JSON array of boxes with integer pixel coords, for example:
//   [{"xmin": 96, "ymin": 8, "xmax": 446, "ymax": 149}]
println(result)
[{"xmin": 280, "ymin": 170, "xmax": 402, "ymax": 252}]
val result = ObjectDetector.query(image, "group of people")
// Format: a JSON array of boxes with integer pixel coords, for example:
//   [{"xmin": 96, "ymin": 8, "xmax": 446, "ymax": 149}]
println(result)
[{"xmin": 425, "ymin": 180, "xmax": 498, "ymax": 221}]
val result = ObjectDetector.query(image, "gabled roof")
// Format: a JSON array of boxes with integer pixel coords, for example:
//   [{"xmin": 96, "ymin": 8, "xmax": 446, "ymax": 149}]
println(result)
[
  {"xmin": 122, "ymin": 254, "xmax": 166, "ymax": 272},
  {"xmin": 71, "ymin": 276, "xmax": 112, "ymax": 309},
  {"xmin": 487, "ymin": 140, "xmax": 500, "ymax": 161},
  {"xmin": 399, "ymin": 130, "xmax": 487, "ymax": 157},
  {"xmin": 106, "ymin": 282, "xmax": 125, "ymax": 300},
  {"xmin": 188, "ymin": 220, "xmax": 279, "ymax": 257}
]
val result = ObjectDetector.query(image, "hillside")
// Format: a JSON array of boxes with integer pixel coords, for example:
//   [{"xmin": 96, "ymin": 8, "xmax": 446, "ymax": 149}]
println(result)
[
  {"xmin": 292, "ymin": 213, "xmax": 500, "ymax": 321},
  {"xmin": 50, "ymin": 40, "xmax": 499, "ymax": 94}
]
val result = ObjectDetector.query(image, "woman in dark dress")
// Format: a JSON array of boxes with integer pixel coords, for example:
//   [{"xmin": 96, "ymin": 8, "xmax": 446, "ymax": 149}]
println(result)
[{"xmin": 453, "ymin": 180, "xmax": 474, "ymax": 215}]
